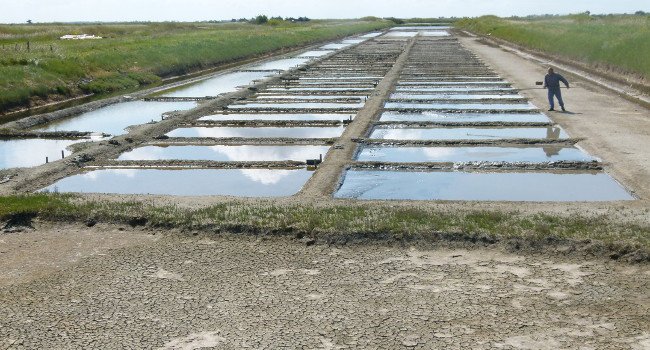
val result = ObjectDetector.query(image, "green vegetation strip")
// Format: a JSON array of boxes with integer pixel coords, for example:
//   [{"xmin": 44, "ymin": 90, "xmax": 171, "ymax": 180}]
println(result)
[
  {"xmin": 456, "ymin": 14, "xmax": 650, "ymax": 81},
  {"xmin": 1, "ymin": 194, "xmax": 648, "ymax": 261},
  {"xmin": 0, "ymin": 20, "xmax": 391, "ymax": 112}
]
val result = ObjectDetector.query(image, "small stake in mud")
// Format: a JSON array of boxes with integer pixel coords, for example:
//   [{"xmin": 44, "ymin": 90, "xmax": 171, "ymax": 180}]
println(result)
[
  {"xmin": 45, "ymin": 156, "xmax": 49, "ymax": 164},
  {"xmin": 61, "ymin": 150, "xmax": 65, "ymax": 159}
]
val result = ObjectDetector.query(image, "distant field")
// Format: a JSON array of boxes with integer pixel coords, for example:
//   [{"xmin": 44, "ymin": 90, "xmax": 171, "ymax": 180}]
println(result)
[
  {"xmin": 0, "ymin": 19, "xmax": 391, "ymax": 113},
  {"xmin": 456, "ymin": 14, "xmax": 650, "ymax": 81}
]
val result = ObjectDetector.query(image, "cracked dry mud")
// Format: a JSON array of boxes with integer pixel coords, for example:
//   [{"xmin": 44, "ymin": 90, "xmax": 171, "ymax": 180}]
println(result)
[{"xmin": 1, "ymin": 225, "xmax": 648, "ymax": 349}]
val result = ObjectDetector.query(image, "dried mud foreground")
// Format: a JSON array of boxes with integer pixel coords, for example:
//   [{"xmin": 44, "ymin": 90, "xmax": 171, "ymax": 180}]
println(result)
[{"xmin": 0, "ymin": 224, "xmax": 648, "ymax": 349}]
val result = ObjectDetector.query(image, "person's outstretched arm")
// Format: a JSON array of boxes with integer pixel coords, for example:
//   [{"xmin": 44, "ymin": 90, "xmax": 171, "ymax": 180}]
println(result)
[{"xmin": 559, "ymin": 75, "xmax": 570, "ymax": 88}]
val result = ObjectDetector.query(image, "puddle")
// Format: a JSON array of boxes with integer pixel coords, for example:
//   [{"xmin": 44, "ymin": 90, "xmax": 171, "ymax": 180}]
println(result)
[
  {"xmin": 390, "ymin": 93, "xmax": 523, "ymax": 100},
  {"xmin": 385, "ymin": 102, "xmax": 537, "ymax": 111},
  {"xmin": 229, "ymin": 102, "xmax": 364, "ymax": 109},
  {"xmin": 199, "ymin": 113, "xmax": 354, "ymax": 121},
  {"xmin": 160, "ymin": 71, "xmax": 271, "ymax": 98},
  {"xmin": 42, "ymin": 168, "xmax": 312, "ymax": 197},
  {"xmin": 248, "ymin": 58, "xmax": 311, "ymax": 71},
  {"xmin": 298, "ymin": 50, "xmax": 335, "ymax": 57},
  {"xmin": 118, "ymin": 145, "xmax": 330, "ymax": 162},
  {"xmin": 369, "ymin": 126, "xmax": 568, "ymax": 140},
  {"xmin": 167, "ymin": 126, "xmax": 345, "ymax": 138},
  {"xmin": 356, "ymin": 146, "xmax": 595, "ymax": 163},
  {"xmin": 334, "ymin": 169, "xmax": 634, "ymax": 201},
  {"xmin": 379, "ymin": 112, "xmax": 550, "ymax": 123},
  {"xmin": 319, "ymin": 43, "xmax": 352, "ymax": 50},
  {"xmin": 33, "ymin": 101, "xmax": 197, "ymax": 135},
  {"xmin": 396, "ymin": 87, "xmax": 516, "ymax": 93},
  {"xmin": 0, "ymin": 139, "xmax": 79, "ymax": 169}
]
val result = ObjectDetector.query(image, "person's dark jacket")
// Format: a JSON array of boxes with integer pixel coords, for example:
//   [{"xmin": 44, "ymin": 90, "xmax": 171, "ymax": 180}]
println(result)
[{"xmin": 544, "ymin": 73, "xmax": 569, "ymax": 89}]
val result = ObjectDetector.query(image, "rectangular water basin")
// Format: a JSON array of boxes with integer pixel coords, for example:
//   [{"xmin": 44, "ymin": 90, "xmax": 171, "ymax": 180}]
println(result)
[
  {"xmin": 385, "ymin": 102, "xmax": 537, "ymax": 111},
  {"xmin": 34, "ymin": 101, "xmax": 197, "ymax": 135},
  {"xmin": 356, "ymin": 145, "xmax": 595, "ymax": 163},
  {"xmin": 421, "ymin": 31, "xmax": 450, "ymax": 36},
  {"xmin": 167, "ymin": 126, "xmax": 345, "ymax": 138},
  {"xmin": 360, "ymin": 32, "xmax": 383, "ymax": 38},
  {"xmin": 342, "ymin": 39, "xmax": 366, "ymax": 44},
  {"xmin": 248, "ymin": 58, "xmax": 311, "ymax": 71},
  {"xmin": 319, "ymin": 43, "xmax": 352, "ymax": 50},
  {"xmin": 200, "ymin": 113, "xmax": 354, "ymax": 121},
  {"xmin": 42, "ymin": 168, "xmax": 313, "ymax": 197},
  {"xmin": 399, "ymin": 81, "xmax": 509, "ymax": 86},
  {"xmin": 334, "ymin": 169, "xmax": 633, "ymax": 202},
  {"xmin": 379, "ymin": 112, "xmax": 550, "ymax": 123},
  {"xmin": 396, "ymin": 87, "xmax": 516, "ymax": 93},
  {"xmin": 384, "ymin": 32, "xmax": 419, "ymax": 37},
  {"xmin": 266, "ymin": 87, "xmax": 373, "ymax": 92},
  {"xmin": 161, "ymin": 71, "xmax": 271, "ymax": 98},
  {"xmin": 369, "ymin": 126, "xmax": 568, "ymax": 140},
  {"xmin": 390, "ymin": 93, "xmax": 523, "ymax": 100},
  {"xmin": 298, "ymin": 50, "xmax": 335, "ymax": 57},
  {"xmin": 1, "ymin": 139, "xmax": 79, "ymax": 169},
  {"xmin": 230, "ymin": 102, "xmax": 364, "ymax": 109},
  {"xmin": 118, "ymin": 145, "xmax": 330, "ymax": 162},
  {"xmin": 390, "ymin": 26, "xmax": 451, "ymax": 30},
  {"xmin": 255, "ymin": 95, "xmax": 363, "ymax": 100}
]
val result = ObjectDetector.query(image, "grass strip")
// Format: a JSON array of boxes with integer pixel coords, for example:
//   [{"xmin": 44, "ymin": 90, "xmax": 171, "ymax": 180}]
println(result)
[
  {"xmin": 455, "ymin": 14, "xmax": 650, "ymax": 81},
  {"xmin": 1, "ymin": 194, "xmax": 648, "ymax": 262}
]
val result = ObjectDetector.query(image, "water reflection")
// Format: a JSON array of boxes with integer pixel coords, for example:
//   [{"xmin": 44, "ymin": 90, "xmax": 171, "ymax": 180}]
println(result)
[
  {"xmin": 34, "ymin": 101, "xmax": 197, "ymax": 135},
  {"xmin": 118, "ymin": 145, "xmax": 330, "ymax": 162},
  {"xmin": 249, "ymin": 58, "xmax": 311, "ymax": 71},
  {"xmin": 390, "ymin": 93, "xmax": 523, "ymax": 100},
  {"xmin": 335, "ymin": 170, "xmax": 634, "ymax": 201},
  {"xmin": 384, "ymin": 102, "xmax": 537, "ymax": 110},
  {"xmin": 356, "ymin": 146, "xmax": 595, "ymax": 163},
  {"xmin": 379, "ymin": 112, "xmax": 550, "ymax": 123},
  {"xmin": 42, "ymin": 168, "xmax": 313, "ymax": 196},
  {"xmin": 298, "ymin": 50, "xmax": 335, "ymax": 57},
  {"xmin": 167, "ymin": 126, "xmax": 345, "ymax": 138},
  {"xmin": 1, "ymin": 139, "xmax": 79, "ymax": 169},
  {"xmin": 161, "ymin": 71, "xmax": 271, "ymax": 98},
  {"xmin": 369, "ymin": 127, "xmax": 569, "ymax": 140},
  {"xmin": 230, "ymin": 102, "xmax": 365, "ymax": 109},
  {"xmin": 200, "ymin": 113, "xmax": 354, "ymax": 121}
]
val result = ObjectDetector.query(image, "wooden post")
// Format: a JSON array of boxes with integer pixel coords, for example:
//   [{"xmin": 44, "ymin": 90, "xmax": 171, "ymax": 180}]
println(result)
[
  {"xmin": 27, "ymin": 41, "xmax": 30, "ymax": 52},
  {"xmin": 46, "ymin": 157, "xmax": 49, "ymax": 163},
  {"xmin": 61, "ymin": 150, "xmax": 65, "ymax": 159}
]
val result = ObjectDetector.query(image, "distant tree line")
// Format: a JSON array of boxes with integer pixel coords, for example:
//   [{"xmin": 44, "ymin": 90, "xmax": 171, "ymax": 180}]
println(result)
[{"xmin": 229, "ymin": 15, "xmax": 311, "ymax": 25}]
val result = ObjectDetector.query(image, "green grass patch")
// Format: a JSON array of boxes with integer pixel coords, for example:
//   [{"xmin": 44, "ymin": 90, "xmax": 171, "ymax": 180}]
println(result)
[
  {"xmin": 2, "ymin": 194, "xmax": 648, "ymax": 260},
  {"xmin": 456, "ymin": 14, "xmax": 650, "ymax": 80},
  {"xmin": 0, "ymin": 20, "xmax": 391, "ymax": 112}
]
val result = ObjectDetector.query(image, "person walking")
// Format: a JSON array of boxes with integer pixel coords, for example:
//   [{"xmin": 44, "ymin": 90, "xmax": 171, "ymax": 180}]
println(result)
[{"xmin": 543, "ymin": 67, "xmax": 570, "ymax": 112}]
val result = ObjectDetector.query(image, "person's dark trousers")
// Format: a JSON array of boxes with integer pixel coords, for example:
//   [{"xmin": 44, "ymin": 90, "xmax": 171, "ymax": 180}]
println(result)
[{"xmin": 548, "ymin": 87, "xmax": 564, "ymax": 110}]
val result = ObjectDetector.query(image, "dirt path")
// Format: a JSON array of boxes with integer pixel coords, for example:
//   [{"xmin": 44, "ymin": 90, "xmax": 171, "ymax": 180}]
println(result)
[
  {"xmin": 459, "ymin": 36, "xmax": 650, "ymax": 200},
  {"xmin": 0, "ymin": 224, "xmax": 648, "ymax": 349}
]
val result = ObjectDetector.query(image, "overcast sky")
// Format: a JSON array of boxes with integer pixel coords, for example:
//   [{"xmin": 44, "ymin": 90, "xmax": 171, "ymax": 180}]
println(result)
[{"xmin": 1, "ymin": 0, "xmax": 648, "ymax": 23}]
